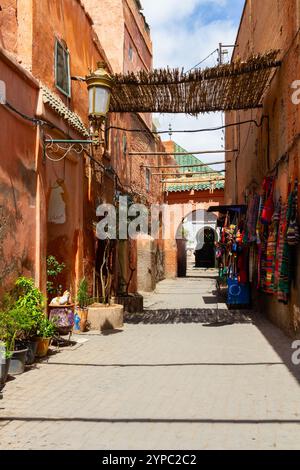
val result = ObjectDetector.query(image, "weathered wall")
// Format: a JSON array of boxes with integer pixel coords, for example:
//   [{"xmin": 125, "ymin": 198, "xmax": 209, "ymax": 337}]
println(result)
[
  {"xmin": 123, "ymin": 0, "xmax": 152, "ymax": 73},
  {"xmin": 82, "ymin": 0, "xmax": 125, "ymax": 73},
  {"xmin": 0, "ymin": 0, "xmax": 18, "ymax": 55},
  {"xmin": 30, "ymin": 0, "xmax": 110, "ymax": 298},
  {"xmin": 0, "ymin": 49, "xmax": 39, "ymax": 294},
  {"xmin": 32, "ymin": 0, "xmax": 108, "ymax": 127},
  {"xmin": 225, "ymin": 0, "xmax": 300, "ymax": 336},
  {"xmin": 1, "ymin": 0, "xmax": 166, "ymax": 301}
]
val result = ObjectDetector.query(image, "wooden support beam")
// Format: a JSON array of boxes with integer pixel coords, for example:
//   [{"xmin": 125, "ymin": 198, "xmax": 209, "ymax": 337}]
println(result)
[
  {"xmin": 161, "ymin": 178, "xmax": 225, "ymax": 184},
  {"xmin": 129, "ymin": 149, "xmax": 237, "ymax": 156},
  {"xmin": 143, "ymin": 160, "xmax": 231, "ymax": 169},
  {"xmin": 153, "ymin": 170, "xmax": 226, "ymax": 176}
]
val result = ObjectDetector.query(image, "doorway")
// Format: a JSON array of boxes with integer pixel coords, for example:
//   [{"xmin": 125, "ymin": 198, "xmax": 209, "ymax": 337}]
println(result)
[{"xmin": 195, "ymin": 227, "xmax": 216, "ymax": 268}]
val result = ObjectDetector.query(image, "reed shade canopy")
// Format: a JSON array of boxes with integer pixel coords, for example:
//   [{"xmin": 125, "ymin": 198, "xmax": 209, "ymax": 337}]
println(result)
[{"xmin": 109, "ymin": 51, "xmax": 280, "ymax": 114}]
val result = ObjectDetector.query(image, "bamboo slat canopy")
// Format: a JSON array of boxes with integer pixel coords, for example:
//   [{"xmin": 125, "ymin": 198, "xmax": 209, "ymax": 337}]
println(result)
[{"xmin": 110, "ymin": 51, "xmax": 280, "ymax": 114}]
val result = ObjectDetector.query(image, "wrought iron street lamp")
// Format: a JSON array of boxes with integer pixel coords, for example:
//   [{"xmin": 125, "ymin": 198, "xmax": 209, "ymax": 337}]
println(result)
[
  {"xmin": 44, "ymin": 62, "xmax": 114, "ymax": 154},
  {"xmin": 86, "ymin": 62, "xmax": 113, "ymax": 122}
]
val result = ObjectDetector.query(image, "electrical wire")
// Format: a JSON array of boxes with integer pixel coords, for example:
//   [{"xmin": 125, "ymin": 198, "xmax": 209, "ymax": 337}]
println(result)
[
  {"xmin": 106, "ymin": 117, "xmax": 266, "ymax": 136},
  {"xmin": 185, "ymin": 49, "xmax": 219, "ymax": 74},
  {"xmin": 4, "ymin": 101, "xmax": 46, "ymax": 125},
  {"xmin": 4, "ymin": 94, "xmax": 267, "ymax": 138}
]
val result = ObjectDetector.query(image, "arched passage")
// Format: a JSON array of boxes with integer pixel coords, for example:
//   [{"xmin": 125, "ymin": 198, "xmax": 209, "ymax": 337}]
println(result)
[{"xmin": 175, "ymin": 209, "xmax": 219, "ymax": 276}]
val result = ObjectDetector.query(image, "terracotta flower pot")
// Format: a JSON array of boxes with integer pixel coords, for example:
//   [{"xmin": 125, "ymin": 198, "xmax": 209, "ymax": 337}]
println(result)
[
  {"xmin": 79, "ymin": 308, "xmax": 88, "ymax": 332},
  {"xmin": 35, "ymin": 337, "xmax": 51, "ymax": 358}
]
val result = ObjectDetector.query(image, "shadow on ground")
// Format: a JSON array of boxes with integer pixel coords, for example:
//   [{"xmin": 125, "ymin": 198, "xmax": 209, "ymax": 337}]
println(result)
[{"xmin": 124, "ymin": 309, "xmax": 255, "ymax": 325}]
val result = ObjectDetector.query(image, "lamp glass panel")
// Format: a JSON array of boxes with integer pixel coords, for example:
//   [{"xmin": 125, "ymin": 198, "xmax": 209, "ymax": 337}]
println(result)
[
  {"xmin": 88, "ymin": 88, "xmax": 94, "ymax": 115},
  {"xmin": 94, "ymin": 87, "xmax": 110, "ymax": 114}
]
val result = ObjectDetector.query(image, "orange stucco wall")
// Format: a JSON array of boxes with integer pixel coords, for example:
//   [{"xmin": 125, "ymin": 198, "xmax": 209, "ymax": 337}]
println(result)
[
  {"xmin": 0, "ymin": 1, "xmax": 18, "ymax": 55},
  {"xmin": 32, "ymin": 0, "xmax": 108, "ymax": 128},
  {"xmin": 1, "ymin": 0, "xmax": 167, "ymax": 301},
  {"xmin": 0, "ymin": 49, "xmax": 39, "ymax": 294}
]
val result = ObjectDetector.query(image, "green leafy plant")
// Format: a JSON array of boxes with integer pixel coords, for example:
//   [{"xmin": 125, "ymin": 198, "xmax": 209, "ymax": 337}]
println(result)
[
  {"xmin": 76, "ymin": 278, "xmax": 89, "ymax": 309},
  {"xmin": 0, "ymin": 277, "xmax": 47, "ymax": 351},
  {"xmin": 0, "ymin": 310, "xmax": 20, "ymax": 353},
  {"xmin": 36, "ymin": 317, "xmax": 56, "ymax": 339},
  {"xmin": 47, "ymin": 256, "xmax": 66, "ymax": 296},
  {"xmin": 0, "ymin": 341, "xmax": 13, "ymax": 360},
  {"xmin": 13, "ymin": 277, "xmax": 45, "ymax": 339}
]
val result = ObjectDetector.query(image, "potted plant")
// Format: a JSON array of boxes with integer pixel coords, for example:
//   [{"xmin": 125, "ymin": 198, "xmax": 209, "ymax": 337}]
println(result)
[
  {"xmin": 76, "ymin": 278, "xmax": 89, "ymax": 332},
  {"xmin": 0, "ymin": 319, "xmax": 14, "ymax": 391},
  {"xmin": 46, "ymin": 255, "xmax": 66, "ymax": 298},
  {"xmin": 0, "ymin": 341, "xmax": 12, "ymax": 395},
  {"xmin": 0, "ymin": 308, "xmax": 28, "ymax": 376},
  {"xmin": 35, "ymin": 316, "xmax": 56, "ymax": 358},
  {"xmin": 12, "ymin": 277, "xmax": 46, "ymax": 365},
  {"xmin": 89, "ymin": 239, "xmax": 124, "ymax": 332}
]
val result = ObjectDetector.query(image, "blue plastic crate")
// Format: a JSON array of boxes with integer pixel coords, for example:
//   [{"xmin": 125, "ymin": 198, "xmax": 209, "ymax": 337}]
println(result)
[{"xmin": 227, "ymin": 278, "xmax": 250, "ymax": 305}]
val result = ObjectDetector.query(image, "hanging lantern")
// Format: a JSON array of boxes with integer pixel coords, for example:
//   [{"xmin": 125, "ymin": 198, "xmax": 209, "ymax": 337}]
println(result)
[{"xmin": 86, "ymin": 62, "xmax": 113, "ymax": 121}]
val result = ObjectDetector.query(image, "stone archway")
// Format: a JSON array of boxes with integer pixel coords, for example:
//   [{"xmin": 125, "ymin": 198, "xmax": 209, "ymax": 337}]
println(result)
[{"xmin": 174, "ymin": 209, "xmax": 219, "ymax": 277}]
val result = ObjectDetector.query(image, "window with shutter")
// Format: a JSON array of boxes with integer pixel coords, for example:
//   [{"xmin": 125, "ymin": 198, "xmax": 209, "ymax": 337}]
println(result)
[{"xmin": 55, "ymin": 39, "xmax": 71, "ymax": 98}]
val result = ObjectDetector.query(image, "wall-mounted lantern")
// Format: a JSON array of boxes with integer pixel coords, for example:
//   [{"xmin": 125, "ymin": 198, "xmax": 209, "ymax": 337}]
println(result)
[
  {"xmin": 86, "ymin": 62, "xmax": 113, "ymax": 123},
  {"xmin": 44, "ymin": 61, "xmax": 114, "ymax": 154}
]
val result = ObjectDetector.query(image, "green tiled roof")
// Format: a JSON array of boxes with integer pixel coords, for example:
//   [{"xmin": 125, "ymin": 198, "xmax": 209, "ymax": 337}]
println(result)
[
  {"xmin": 167, "ymin": 181, "xmax": 225, "ymax": 192},
  {"xmin": 166, "ymin": 143, "xmax": 225, "ymax": 193}
]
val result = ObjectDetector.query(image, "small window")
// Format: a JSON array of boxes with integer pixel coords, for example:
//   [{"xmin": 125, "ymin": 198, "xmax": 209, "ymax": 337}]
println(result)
[
  {"xmin": 129, "ymin": 44, "xmax": 133, "ymax": 62},
  {"xmin": 55, "ymin": 39, "xmax": 71, "ymax": 97},
  {"xmin": 145, "ymin": 168, "xmax": 151, "ymax": 192},
  {"xmin": 122, "ymin": 134, "xmax": 127, "ymax": 156}
]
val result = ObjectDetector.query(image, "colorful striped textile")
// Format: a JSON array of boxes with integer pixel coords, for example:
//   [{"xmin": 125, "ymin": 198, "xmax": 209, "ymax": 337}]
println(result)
[
  {"xmin": 274, "ymin": 203, "xmax": 286, "ymax": 295},
  {"xmin": 244, "ymin": 193, "xmax": 261, "ymax": 243},
  {"xmin": 263, "ymin": 199, "xmax": 281, "ymax": 294},
  {"xmin": 277, "ymin": 199, "xmax": 290, "ymax": 303}
]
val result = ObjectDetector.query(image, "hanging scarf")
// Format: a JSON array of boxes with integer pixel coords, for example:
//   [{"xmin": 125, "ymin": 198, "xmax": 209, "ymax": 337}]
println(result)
[
  {"xmin": 287, "ymin": 179, "xmax": 300, "ymax": 246},
  {"xmin": 263, "ymin": 199, "xmax": 281, "ymax": 294},
  {"xmin": 277, "ymin": 194, "xmax": 292, "ymax": 303},
  {"xmin": 244, "ymin": 193, "xmax": 260, "ymax": 243},
  {"xmin": 261, "ymin": 177, "xmax": 275, "ymax": 225}
]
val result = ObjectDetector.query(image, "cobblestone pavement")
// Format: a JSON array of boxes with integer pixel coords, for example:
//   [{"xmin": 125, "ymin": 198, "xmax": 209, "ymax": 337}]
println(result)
[
  {"xmin": 143, "ymin": 269, "xmax": 224, "ymax": 310},
  {"xmin": 1, "ymin": 316, "xmax": 300, "ymax": 449}
]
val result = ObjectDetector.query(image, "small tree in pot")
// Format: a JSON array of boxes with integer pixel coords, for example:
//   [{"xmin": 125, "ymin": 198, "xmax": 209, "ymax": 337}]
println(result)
[
  {"xmin": 35, "ymin": 316, "xmax": 56, "ymax": 357},
  {"xmin": 76, "ymin": 278, "xmax": 89, "ymax": 332}
]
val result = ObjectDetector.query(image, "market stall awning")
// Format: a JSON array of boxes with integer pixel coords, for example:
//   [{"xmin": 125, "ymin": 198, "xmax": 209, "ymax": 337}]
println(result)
[
  {"xmin": 110, "ymin": 51, "xmax": 280, "ymax": 114},
  {"xmin": 207, "ymin": 204, "xmax": 247, "ymax": 214}
]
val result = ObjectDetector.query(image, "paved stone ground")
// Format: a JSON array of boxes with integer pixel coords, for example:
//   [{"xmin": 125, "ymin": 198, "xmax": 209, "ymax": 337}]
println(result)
[
  {"xmin": 1, "ymin": 319, "xmax": 300, "ymax": 449},
  {"xmin": 1, "ymin": 267, "xmax": 300, "ymax": 450},
  {"xmin": 143, "ymin": 261, "xmax": 226, "ymax": 311}
]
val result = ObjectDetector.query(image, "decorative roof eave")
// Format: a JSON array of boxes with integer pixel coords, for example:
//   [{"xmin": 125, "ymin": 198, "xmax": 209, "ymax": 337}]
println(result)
[
  {"xmin": 165, "ymin": 182, "xmax": 225, "ymax": 193},
  {"xmin": 41, "ymin": 85, "xmax": 89, "ymax": 137},
  {"xmin": 110, "ymin": 51, "xmax": 281, "ymax": 114}
]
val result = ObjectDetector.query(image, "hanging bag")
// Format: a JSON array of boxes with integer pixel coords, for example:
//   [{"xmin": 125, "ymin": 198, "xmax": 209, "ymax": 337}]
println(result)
[{"xmin": 261, "ymin": 178, "xmax": 275, "ymax": 225}]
